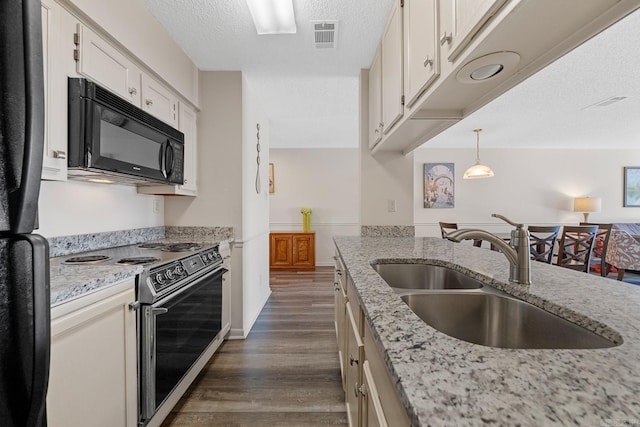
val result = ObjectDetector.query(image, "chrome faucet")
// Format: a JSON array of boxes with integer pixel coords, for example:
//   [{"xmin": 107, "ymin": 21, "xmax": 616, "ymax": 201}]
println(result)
[{"xmin": 446, "ymin": 214, "xmax": 531, "ymax": 285}]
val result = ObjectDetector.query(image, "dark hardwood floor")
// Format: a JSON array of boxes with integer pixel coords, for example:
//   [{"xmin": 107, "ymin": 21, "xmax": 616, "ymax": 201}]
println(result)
[{"xmin": 161, "ymin": 267, "xmax": 348, "ymax": 426}]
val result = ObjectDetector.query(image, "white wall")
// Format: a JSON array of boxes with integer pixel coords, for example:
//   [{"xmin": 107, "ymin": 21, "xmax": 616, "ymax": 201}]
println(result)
[
  {"xmin": 269, "ymin": 148, "xmax": 361, "ymax": 266},
  {"xmin": 38, "ymin": 180, "xmax": 163, "ymax": 238},
  {"xmin": 414, "ymin": 148, "xmax": 640, "ymax": 236}
]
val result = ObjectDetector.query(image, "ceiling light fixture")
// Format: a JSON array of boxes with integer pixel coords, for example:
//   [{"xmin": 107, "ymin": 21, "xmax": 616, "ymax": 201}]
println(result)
[
  {"xmin": 246, "ymin": 0, "xmax": 296, "ymax": 35},
  {"xmin": 463, "ymin": 129, "xmax": 494, "ymax": 179}
]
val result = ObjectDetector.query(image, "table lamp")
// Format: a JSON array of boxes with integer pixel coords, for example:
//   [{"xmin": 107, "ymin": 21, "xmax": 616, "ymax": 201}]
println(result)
[{"xmin": 574, "ymin": 197, "xmax": 602, "ymax": 222}]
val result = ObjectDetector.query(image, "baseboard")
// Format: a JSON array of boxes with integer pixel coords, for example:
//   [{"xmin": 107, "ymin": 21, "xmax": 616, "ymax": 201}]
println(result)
[{"xmin": 226, "ymin": 288, "xmax": 272, "ymax": 340}]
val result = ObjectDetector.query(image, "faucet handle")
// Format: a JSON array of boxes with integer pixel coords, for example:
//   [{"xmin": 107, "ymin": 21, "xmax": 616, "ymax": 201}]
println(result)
[{"xmin": 492, "ymin": 213, "xmax": 524, "ymax": 229}]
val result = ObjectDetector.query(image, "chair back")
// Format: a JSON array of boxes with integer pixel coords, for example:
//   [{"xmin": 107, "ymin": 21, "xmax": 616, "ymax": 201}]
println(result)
[
  {"xmin": 580, "ymin": 222, "xmax": 613, "ymax": 276},
  {"xmin": 528, "ymin": 225, "xmax": 561, "ymax": 264},
  {"xmin": 556, "ymin": 225, "xmax": 599, "ymax": 272},
  {"xmin": 439, "ymin": 222, "xmax": 458, "ymax": 239}
]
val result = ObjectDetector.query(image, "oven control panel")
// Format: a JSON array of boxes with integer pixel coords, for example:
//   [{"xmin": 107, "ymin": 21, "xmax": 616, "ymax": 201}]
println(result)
[{"xmin": 148, "ymin": 248, "xmax": 222, "ymax": 294}]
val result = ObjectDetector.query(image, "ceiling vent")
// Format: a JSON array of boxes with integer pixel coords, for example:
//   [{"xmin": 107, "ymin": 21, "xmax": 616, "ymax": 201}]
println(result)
[
  {"xmin": 583, "ymin": 96, "xmax": 628, "ymax": 110},
  {"xmin": 312, "ymin": 21, "xmax": 338, "ymax": 49}
]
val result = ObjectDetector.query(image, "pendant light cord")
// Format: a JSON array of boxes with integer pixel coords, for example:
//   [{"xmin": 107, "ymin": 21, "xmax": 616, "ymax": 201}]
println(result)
[{"xmin": 474, "ymin": 128, "xmax": 482, "ymax": 162}]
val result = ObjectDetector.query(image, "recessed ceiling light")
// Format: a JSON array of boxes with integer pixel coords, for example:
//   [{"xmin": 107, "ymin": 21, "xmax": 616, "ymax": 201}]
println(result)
[
  {"xmin": 457, "ymin": 52, "xmax": 520, "ymax": 84},
  {"xmin": 246, "ymin": 0, "xmax": 296, "ymax": 35}
]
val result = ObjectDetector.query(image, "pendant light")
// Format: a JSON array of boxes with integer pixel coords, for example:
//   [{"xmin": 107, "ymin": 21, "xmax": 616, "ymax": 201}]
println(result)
[{"xmin": 463, "ymin": 129, "xmax": 494, "ymax": 179}]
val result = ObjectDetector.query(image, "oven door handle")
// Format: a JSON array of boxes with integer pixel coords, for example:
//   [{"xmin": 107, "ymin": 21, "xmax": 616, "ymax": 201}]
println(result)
[{"xmin": 152, "ymin": 307, "xmax": 168, "ymax": 316}]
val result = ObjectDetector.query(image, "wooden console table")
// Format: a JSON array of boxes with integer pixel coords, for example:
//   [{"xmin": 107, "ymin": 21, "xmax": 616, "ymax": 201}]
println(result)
[{"xmin": 269, "ymin": 232, "xmax": 315, "ymax": 271}]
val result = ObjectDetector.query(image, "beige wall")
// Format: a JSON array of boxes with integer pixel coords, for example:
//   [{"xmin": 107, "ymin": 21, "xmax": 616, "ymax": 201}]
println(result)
[
  {"xmin": 413, "ymin": 148, "xmax": 640, "ymax": 236},
  {"xmin": 359, "ymin": 69, "xmax": 414, "ymax": 226}
]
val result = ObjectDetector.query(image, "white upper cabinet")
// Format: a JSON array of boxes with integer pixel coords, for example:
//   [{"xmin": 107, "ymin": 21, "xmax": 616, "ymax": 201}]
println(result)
[
  {"xmin": 403, "ymin": 0, "xmax": 440, "ymax": 108},
  {"xmin": 141, "ymin": 74, "xmax": 178, "ymax": 127},
  {"xmin": 41, "ymin": 0, "xmax": 77, "ymax": 181},
  {"xmin": 368, "ymin": 46, "xmax": 383, "ymax": 149},
  {"xmin": 440, "ymin": 0, "xmax": 508, "ymax": 62},
  {"xmin": 75, "ymin": 23, "xmax": 142, "ymax": 105},
  {"xmin": 381, "ymin": 0, "xmax": 404, "ymax": 135}
]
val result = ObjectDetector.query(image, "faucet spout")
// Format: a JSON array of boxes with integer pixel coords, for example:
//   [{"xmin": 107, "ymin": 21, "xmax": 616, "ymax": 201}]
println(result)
[{"xmin": 445, "ymin": 215, "xmax": 531, "ymax": 285}]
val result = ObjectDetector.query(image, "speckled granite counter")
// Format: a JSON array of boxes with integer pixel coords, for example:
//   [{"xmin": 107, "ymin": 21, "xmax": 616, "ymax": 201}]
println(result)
[
  {"xmin": 49, "ymin": 226, "xmax": 234, "ymax": 307},
  {"xmin": 334, "ymin": 236, "xmax": 640, "ymax": 426}
]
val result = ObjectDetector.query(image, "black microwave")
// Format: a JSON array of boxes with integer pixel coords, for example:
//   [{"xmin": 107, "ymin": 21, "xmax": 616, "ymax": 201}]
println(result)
[{"xmin": 67, "ymin": 77, "xmax": 184, "ymax": 185}]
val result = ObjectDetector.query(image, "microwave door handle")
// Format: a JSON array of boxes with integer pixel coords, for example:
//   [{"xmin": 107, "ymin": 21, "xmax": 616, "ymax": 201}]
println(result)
[
  {"xmin": 165, "ymin": 142, "xmax": 174, "ymax": 177},
  {"xmin": 159, "ymin": 140, "xmax": 168, "ymax": 178}
]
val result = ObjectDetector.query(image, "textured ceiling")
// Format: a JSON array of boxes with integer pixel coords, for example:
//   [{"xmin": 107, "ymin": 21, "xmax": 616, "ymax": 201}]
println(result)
[
  {"xmin": 144, "ymin": 1, "xmax": 639, "ymax": 150},
  {"xmin": 143, "ymin": 0, "xmax": 394, "ymax": 148}
]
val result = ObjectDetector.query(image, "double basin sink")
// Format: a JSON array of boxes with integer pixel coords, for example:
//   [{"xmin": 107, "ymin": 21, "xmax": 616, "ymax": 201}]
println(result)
[{"xmin": 372, "ymin": 263, "xmax": 618, "ymax": 349}]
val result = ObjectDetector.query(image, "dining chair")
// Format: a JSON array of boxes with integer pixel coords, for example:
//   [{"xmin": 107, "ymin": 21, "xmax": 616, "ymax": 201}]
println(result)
[
  {"xmin": 580, "ymin": 222, "xmax": 613, "ymax": 277},
  {"xmin": 439, "ymin": 222, "xmax": 482, "ymax": 247},
  {"xmin": 528, "ymin": 225, "xmax": 561, "ymax": 264},
  {"xmin": 556, "ymin": 225, "xmax": 599, "ymax": 272}
]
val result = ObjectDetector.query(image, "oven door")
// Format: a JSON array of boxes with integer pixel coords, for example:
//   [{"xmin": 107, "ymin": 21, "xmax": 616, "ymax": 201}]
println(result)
[{"xmin": 139, "ymin": 266, "xmax": 226, "ymax": 422}]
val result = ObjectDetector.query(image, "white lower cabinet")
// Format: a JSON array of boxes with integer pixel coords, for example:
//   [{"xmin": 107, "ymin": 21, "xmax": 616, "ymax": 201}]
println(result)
[
  {"xmin": 47, "ymin": 281, "xmax": 137, "ymax": 427},
  {"xmin": 335, "ymin": 251, "xmax": 411, "ymax": 427}
]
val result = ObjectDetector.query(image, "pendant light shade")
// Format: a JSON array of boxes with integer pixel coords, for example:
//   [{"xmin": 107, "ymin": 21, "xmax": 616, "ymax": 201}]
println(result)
[{"xmin": 463, "ymin": 129, "xmax": 494, "ymax": 179}]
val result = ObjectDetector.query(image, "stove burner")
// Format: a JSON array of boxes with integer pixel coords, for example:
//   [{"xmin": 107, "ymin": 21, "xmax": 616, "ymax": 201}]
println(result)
[
  {"xmin": 117, "ymin": 257, "xmax": 160, "ymax": 265},
  {"xmin": 138, "ymin": 242, "xmax": 167, "ymax": 249},
  {"xmin": 64, "ymin": 255, "xmax": 111, "ymax": 264},
  {"xmin": 162, "ymin": 243, "xmax": 202, "ymax": 252}
]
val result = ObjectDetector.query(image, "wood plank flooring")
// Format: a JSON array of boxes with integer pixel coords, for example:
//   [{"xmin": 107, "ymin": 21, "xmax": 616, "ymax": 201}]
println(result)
[{"xmin": 161, "ymin": 267, "xmax": 348, "ymax": 426}]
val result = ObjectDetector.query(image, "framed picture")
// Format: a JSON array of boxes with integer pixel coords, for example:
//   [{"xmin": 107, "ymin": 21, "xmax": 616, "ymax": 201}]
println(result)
[
  {"xmin": 624, "ymin": 167, "xmax": 640, "ymax": 206},
  {"xmin": 424, "ymin": 163, "xmax": 454, "ymax": 208},
  {"xmin": 269, "ymin": 163, "xmax": 275, "ymax": 194}
]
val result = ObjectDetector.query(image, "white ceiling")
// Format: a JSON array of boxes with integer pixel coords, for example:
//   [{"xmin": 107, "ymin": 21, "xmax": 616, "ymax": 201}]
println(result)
[{"xmin": 143, "ymin": 1, "xmax": 640, "ymax": 150}]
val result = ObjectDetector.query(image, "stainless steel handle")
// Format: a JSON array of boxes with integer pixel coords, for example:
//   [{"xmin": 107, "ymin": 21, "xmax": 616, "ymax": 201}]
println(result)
[
  {"xmin": 128, "ymin": 302, "xmax": 141, "ymax": 311},
  {"xmin": 53, "ymin": 150, "xmax": 66, "ymax": 159},
  {"xmin": 129, "ymin": 87, "xmax": 137, "ymax": 95},
  {"xmin": 145, "ymin": 98, "xmax": 153, "ymax": 107},
  {"xmin": 423, "ymin": 56, "xmax": 433, "ymax": 68},
  {"xmin": 151, "ymin": 307, "xmax": 168, "ymax": 316},
  {"xmin": 354, "ymin": 383, "xmax": 360, "ymax": 398},
  {"xmin": 440, "ymin": 32, "xmax": 452, "ymax": 46}
]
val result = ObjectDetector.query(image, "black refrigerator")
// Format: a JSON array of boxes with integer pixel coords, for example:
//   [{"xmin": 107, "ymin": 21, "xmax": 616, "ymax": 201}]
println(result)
[{"xmin": 0, "ymin": 0, "xmax": 51, "ymax": 426}]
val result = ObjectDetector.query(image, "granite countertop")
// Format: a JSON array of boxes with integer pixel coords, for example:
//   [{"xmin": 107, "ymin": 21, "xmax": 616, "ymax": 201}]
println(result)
[
  {"xmin": 49, "ymin": 226, "xmax": 234, "ymax": 307},
  {"xmin": 334, "ymin": 236, "xmax": 640, "ymax": 426}
]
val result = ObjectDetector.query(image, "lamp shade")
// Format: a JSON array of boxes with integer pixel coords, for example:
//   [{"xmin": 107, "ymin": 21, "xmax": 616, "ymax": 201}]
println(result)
[
  {"xmin": 574, "ymin": 197, "xmax": 601, "ymax": 222},
  {"xmin": 463, "ymin": 162, "xmax": 495, "ymax": 179},
  {"xmin": 574, "ymin": 197, "xmax": 602, "ymax": 213}
]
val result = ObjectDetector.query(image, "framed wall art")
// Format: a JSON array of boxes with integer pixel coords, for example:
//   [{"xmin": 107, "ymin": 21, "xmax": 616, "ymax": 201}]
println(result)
[
  {"xmin": 424, "ymin": 163, "xmax": 454, "ymax": 208},
  {"xmin": 624, "ymin": 167, "xmax": 640, "ymax": 207}
]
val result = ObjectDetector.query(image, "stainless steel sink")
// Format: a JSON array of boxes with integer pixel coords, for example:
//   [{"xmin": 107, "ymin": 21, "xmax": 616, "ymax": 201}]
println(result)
[
  {"xmin": 372, "ymin": 263, "xmax": 483, "ymax": 290},
  {"xmin": 401, "ymin": 292, "xmax": 618, "ymax": 349}
]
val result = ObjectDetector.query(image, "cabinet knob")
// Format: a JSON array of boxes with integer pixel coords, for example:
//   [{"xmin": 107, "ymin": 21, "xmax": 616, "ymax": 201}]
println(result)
[
  {"xmin": 184, "ymin": 178, "xmax": 188, "ymax": 184},
  {"xmin": 349, "ymin": 355, "xmax": 359, "ymax": 366},
  {"xmin": 423, "ymin": 56, "xmax": 433, "ymax": 68},
  {"xmin": 439, "ymin": 32, "xmax": 452, "ymax": 46},
  {"xmin": 53, "ymin": 150, "xmax": 66, "ymax": 160},
  {"xmin": 354, "ymin": 383, "xmax": 360, "ymax": 398},
  {"xmin": 145, "ymin": 99, "xmax": 153, "ymax": 107},
  {"xmin": 374, "ymin": 128, "xmax": 380, "ymax": 134},
  {"xmin": 128, "ymin": 87, "xmax": 137, "ymax": 95}
]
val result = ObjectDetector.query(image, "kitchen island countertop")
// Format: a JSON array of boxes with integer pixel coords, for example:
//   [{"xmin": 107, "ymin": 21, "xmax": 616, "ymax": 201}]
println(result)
[{"xmin": 334, "ymin": 236, "xmax": 640, "ymax": 426}]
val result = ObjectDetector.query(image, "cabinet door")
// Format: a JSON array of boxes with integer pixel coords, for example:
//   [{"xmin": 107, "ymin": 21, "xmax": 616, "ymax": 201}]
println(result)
[
  {"xmin": 345, "ymin": 303, "xmax": 364, "ymax": 427},
  {"xmin": 381, "ymin": 0, "xmax": 404, "ymax": 135},
  {"xmin": 47, "ymin": 288, "xmax": 137, "ymax": 427},
  {"xmin": 292, "ymin": 233, "xmax": 315, "ymax": 269},
  {"xmin": 76, "ymin": 23, "xmax": 142, "ymax": 105},
  {"xmin": 361, "ymin": 360, "xmax": 388, "ymax": 427},
  {"xmin": 334, "ymin": 257, "xmax": 348, "ymax": 389},
  {"xmin": 270, "ymin": 234, "xmax": 293, "ymax": 267},
  {"xmin": 404, "ymin": 0, "xmax": 440, "ymax": 108},
  {"xmin": 441, "ymin": 0, "xmax": 508, "ymax": 61},
  {"xmin": 142, "ymin": 74, "xmax": 178, "ymax": 127},
  {"xmin": 368, "ymin": 46, "xmax": 382, "ymax": 148},
  {"xmin": 41, "ymin": 0, "xmax": 74, "ymax": 180},
  {"xmin": 178, "ymin": 102, "xmax": 198, "ymax": 193}
]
